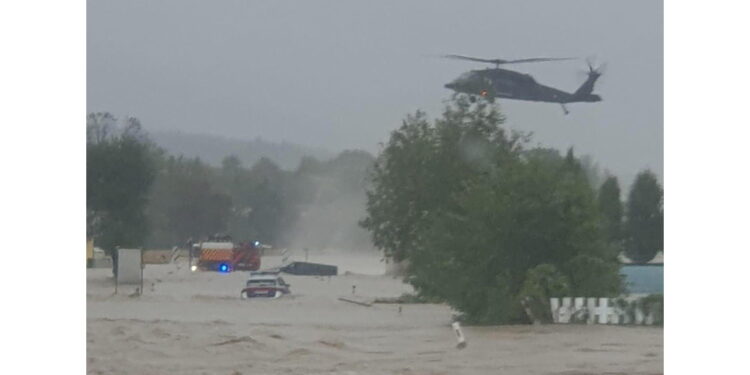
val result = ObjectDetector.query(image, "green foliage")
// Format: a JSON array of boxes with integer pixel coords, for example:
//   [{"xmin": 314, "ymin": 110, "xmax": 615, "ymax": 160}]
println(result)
[
  {"xmin": 612, "ymin": 294, "xmax": 663, "ymax": 325},
  {"xmin": 579, "ymin": 155, "xmax": 603, "ymax": 188},
  {"xmin": 639, "ymin": 294, "xmax": 664, "ymax": 325},
  {"xmin": 360, "ymin": 110, "xmax": 438, "ymax": 262},
  {"xmin": 598, "ymin": 176, "xmax": 624, "ymax": 247},
  {"xmin": 87, "ymin": 113, "xmax": 157, "ymax": 254},
  {"xmin": 564, "ymin": 254, "xmax": 623, "ymax": 296},
  {"xmin": 625, "ymin": 170, "xmax": 663, "ymax": 263},
  {"xmin": 141, "ymin": 139, "xmax": 375, "ymax": 249},
  {"xmin": 240, "ymin": 166, "xmax": 285, "ymax": 243},
  {"xmin": 88, "ymin": 112, "xmax": 378, "ymax": 253},
  {"xmin": 145, "ymin": 156, "xmax": 232, "ymax": 247},
  {"xmin": 613, "ymin": 297, "xmax": 638, "ymax": 323},
  {"xmin": 519, "ymin": 264, "xmax": 571, "ymax": 323},
  {"xmin": 362, "ymin": 95, "xmax": 621, "ymax": 324}
]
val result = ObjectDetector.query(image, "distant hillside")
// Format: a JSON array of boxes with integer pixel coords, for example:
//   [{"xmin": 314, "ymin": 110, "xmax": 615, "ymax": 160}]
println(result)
[{"xmin": 148, "ymin": 130, "xmax": 334, "ymax": 170}]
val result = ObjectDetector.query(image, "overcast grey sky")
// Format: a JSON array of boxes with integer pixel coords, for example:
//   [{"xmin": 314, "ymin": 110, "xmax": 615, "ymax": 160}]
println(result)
[{"xmin": 88, "ymin": 0, "xmax": 662, "ymax": 187}]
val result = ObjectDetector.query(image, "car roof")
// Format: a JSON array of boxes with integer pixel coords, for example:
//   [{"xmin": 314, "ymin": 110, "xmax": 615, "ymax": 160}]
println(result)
[{"xmin": 247, "ymin": 275, "xmax": 279, "ymax": 281}]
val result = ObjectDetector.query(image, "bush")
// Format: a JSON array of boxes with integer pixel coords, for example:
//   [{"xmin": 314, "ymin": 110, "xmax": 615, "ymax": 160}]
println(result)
[
  {"xmin": 613, "ymin": 294, "xmax": 663, "ymax": 325},
  {"xmin": 519, "ymin": 264, "xmax": 571, "ymax": 323},
  {"xmin": 640, "ymin": 294, "xmax": 664, "ymax": 325}
]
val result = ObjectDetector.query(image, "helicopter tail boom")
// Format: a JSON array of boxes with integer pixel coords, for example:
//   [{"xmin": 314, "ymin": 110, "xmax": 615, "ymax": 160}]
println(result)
[{"xmin": 572, "ymin": 63, "xmax": 603, "ymax": 101}]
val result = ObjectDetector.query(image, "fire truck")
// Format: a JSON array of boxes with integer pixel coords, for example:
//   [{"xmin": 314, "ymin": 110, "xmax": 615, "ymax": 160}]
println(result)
[{"xmin": 190, "ymin": 235, "xmax": 261, "ymax": 273}]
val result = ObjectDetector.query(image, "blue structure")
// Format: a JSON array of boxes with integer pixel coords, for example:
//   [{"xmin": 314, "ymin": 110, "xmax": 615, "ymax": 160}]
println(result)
[{"xmin": 620, "ymin": 264, "xmax": 663, "ymax": 294}]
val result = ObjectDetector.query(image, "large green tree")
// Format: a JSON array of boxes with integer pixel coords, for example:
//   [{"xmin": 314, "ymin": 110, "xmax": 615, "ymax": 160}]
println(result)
[
  {"xmin": 598, "ymin": 176, "xmax": 624, "ymax": 246},
  {"xmin": 360, "ymin": 110, "xmax": 440, "ymax": 261},
  {"xmin": 624, "ymin": 170, "xmax": 663, "ymax": 263},
  {"xmin": 87, "ymin": 113, "xmax": 157, "ymax": 254},
  {"xmin": 362, "ymin": 96, "xmax": 620, "ymax": 324}
]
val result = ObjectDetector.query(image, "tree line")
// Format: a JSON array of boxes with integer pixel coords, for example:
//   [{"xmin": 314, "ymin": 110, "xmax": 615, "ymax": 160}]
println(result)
[
  {"xmin": 86, "ymin": 112, "xmax": 374, "ymax": 255},
  {"xmin": 360, "ymin": 95, "xmax": 663, "ymax": 324}
]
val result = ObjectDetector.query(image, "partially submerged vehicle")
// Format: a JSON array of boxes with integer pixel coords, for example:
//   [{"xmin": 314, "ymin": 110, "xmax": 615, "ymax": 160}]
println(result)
[
  {"xmin": 281, "ymin": 261, "xmax": 337, "ymax": 276},
  {"xmin": 241, "ymin": 272, "xmax": 291, "ymax": 299},
  {"xmin": 192, "ymin": 239, "xmax": 261, "ymax": 273}
]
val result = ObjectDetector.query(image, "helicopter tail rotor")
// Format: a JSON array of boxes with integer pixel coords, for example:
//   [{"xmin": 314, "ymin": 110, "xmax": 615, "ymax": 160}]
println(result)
[
  {"xmin": 573, "ymin": 58, "xmax": 605, "ymax": 100},
  {"xmin": 584, "ymin": 57, "xmax": 606, "ymax": 77},
  {"xmin": 575, "ymin": 58, "xmax": 606, "ymax": 88}
]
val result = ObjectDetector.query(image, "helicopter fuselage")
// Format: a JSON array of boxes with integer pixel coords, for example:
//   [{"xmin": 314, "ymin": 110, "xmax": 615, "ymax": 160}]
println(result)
[{"xmin": 444, "ymin": 68, "xmax": 600, "ymax": 104}]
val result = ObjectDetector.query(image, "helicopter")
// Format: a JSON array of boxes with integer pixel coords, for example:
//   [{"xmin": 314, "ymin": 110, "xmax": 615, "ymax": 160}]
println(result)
[{"xmin": 443, "ymin": 54, "xmax": 604, "ymax": 115}]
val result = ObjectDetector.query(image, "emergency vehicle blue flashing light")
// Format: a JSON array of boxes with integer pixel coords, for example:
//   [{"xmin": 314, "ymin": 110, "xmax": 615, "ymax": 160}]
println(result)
[{"xmin": 219, "ymin": 263, "xmax": 230, "ymax": 273}]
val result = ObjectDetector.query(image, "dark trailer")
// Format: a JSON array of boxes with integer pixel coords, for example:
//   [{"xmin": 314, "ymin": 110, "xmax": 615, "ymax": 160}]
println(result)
[{"xmin": 281, "ymin": 261, "xmax": 338, "ymax": 276}]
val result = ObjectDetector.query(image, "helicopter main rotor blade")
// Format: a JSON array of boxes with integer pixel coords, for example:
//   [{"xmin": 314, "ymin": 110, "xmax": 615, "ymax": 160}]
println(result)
[
  {"xmin": 443, "ymin": 54, "xmax": 575, "ymax": 66},
  {"xmin": 504, "ymin": 57, "xmax": 576, "ymax": 64},
  {"xmin": 443, "ymin": 54, "xmax": 509, "ymax": 65}
]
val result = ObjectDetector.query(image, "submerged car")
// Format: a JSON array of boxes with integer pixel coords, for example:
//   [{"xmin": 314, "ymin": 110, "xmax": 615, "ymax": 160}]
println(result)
[
  {"xmin": 241, "ymin": 273, "xmax": 291, "ymax": 299},
  {"xmin": 280, "ymin": 261, "xmax": 337, "ymax": 276}
]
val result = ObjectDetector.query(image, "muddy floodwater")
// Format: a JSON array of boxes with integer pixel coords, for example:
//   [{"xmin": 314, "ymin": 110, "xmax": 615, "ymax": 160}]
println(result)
[{"xmin": 87, "ymin": 250, "xmax": 663, "ymax": 375}]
